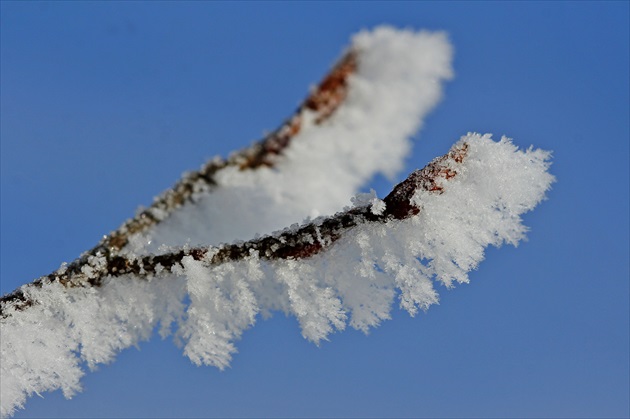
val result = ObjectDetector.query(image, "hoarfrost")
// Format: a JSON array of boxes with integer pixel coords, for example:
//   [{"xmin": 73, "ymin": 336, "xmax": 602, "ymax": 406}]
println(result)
[
  {"xmin": 124, "ymin": 26, "xmax": 453, "ymax": 253},
  {"xmin": 0, "ymin": 25, "xmax": 554, "ymax": 419},
  {"xmin": 1, "ymin": 132, "xmax": 553, "ymax": 417}
]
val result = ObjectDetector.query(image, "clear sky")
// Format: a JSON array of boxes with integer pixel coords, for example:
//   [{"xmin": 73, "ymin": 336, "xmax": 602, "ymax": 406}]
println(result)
[{"xmin": 1, "ymin": 1, "xmax": 628, "ymax": 418}]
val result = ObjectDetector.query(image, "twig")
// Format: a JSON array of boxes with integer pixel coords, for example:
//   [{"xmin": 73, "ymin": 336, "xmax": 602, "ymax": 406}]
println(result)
[
  {"xmin": 105, "ymin": 51, "xmax": 357, "ymax": 253},
  {"xmin": 0, "ymin": 141, "xmax": 468, "ymax": 317},
  {"xmin": 0, "ymin": 51, "xmax": 358, "ymax": 317}
]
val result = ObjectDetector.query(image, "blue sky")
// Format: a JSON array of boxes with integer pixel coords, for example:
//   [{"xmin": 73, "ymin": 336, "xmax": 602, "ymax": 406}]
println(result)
[{"xmin": 1, "ymin": 1, "xmax": 628, "ymax": 418}]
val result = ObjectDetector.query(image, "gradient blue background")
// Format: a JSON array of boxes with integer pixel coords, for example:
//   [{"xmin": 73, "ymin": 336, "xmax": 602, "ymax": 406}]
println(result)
[{"xmin": 1, "ymin": 1, "xmax": 628, "ymax": 418}]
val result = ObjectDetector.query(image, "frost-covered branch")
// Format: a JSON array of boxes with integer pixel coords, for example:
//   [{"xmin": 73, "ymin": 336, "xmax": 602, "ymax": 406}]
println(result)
[
  {"xmin": 0, "ymin": 142, "xmax": 468, "ymax": 317},
  {"xmin": 102, "ymin": 51, "xmax": 358, "ymax": 254},
  {"xmin": 1, "ymin": 133, "xmax": 553, "ymax": 418},
  {"xmin": 0, "ymin": 50, "xmax": 357, "ymax": 314},
  {"xmin": 0, "ymin": 27, "xmax": 454, "ymax": 318},
  {"xmin": 1, "ymin": 26, "xmax": 459, "ymax": 417},
  {"xmin": 0, "ymin": 50, "xmax": 358, "ymax": 316},
  {"xmin": 0, "ymin": 26, "xmax": 554, "ymax": 419}
]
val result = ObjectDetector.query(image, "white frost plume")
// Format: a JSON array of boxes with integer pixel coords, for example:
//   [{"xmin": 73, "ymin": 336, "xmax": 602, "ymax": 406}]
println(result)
[
  {"xmin": 170, "ymin": 133, "xmax": 554, "ymax": 352},
  {"xmin": 0, "ymin": 276, "xmax": 187, "ymax": 418},
  {"xmin": 1, "ymin": 26, "xmax": 455, "ymax": 417},
  {"xmin": 126, "ymin": 26, "xmax": 453, "ymax": 253},
  {"xmin": 1, "ymin": 133, "xmax": 553, "ymax": 417}
]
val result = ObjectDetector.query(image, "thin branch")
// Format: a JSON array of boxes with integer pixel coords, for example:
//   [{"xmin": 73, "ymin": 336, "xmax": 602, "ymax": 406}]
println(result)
[
  {"xmin": 0, "ymin": 51, "xmax": 357, "ymax": 318},
  {"xmin": 0, "ymin": 141, "xmax": 468, "ymax": 316},
  {"xmin": 105, "ymin": 51, "xmax": 357, "ymax": 253}
]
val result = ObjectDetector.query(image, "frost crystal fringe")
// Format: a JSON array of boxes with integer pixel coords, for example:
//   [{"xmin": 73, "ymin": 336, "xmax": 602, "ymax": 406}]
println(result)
[
  {"xmin": 103, "ymin": 51, "xmax": 358, "ymax": 253},
  {"xmin": 1, "ymin": 142, "xmax": 468, "ymax": 314},
  {"xmin": 0, "ymin": 27, "xmax": 554, "ymax": 419},
  {"xmin": 1, "ymin": 26, "xmax": 454, "ymax": 315},
  {"xmin": 0, "ymin": 51, "xmax": 356, "ymax": 314},
  {"xmin": 0, "ymin": 51, "xmax": 358, "ymax": 316},
  {"xmin": 1, "ymin": 26, "xmax": 456, "ymax": 417},
  {"xmin": 1, "ymin": 134, "xmax": 553, "ymax": 418}
]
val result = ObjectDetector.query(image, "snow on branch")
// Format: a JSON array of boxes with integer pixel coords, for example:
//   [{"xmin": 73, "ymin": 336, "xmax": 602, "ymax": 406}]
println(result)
[
  {"xmin": 0, "ymin": 47, "xmax": 359, "ymax": 318},
  {"xmin": 106, "ymin": 50, "xmax": 358, "ymax": 254},
  {"xmin": 119, "ymin": 27, "xmax": 454, "ymax": 254},
  {"xmin": 0, "ymin": 26, "xmax": 554, "ymax": 418},
  {"xmin": 0, "ymin": 134, "xmax": 553, "ymax": 417},
  {"xmin": 0, "ymin": 25, "xmax": 454, "ymax": 314},
  {"xmin": 0, "ymin": 50, "xmax": 359, "ymax": 316},
  {"xmin": 0, "ymin": 142, "xmax": 468, "ymax": 315}
]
